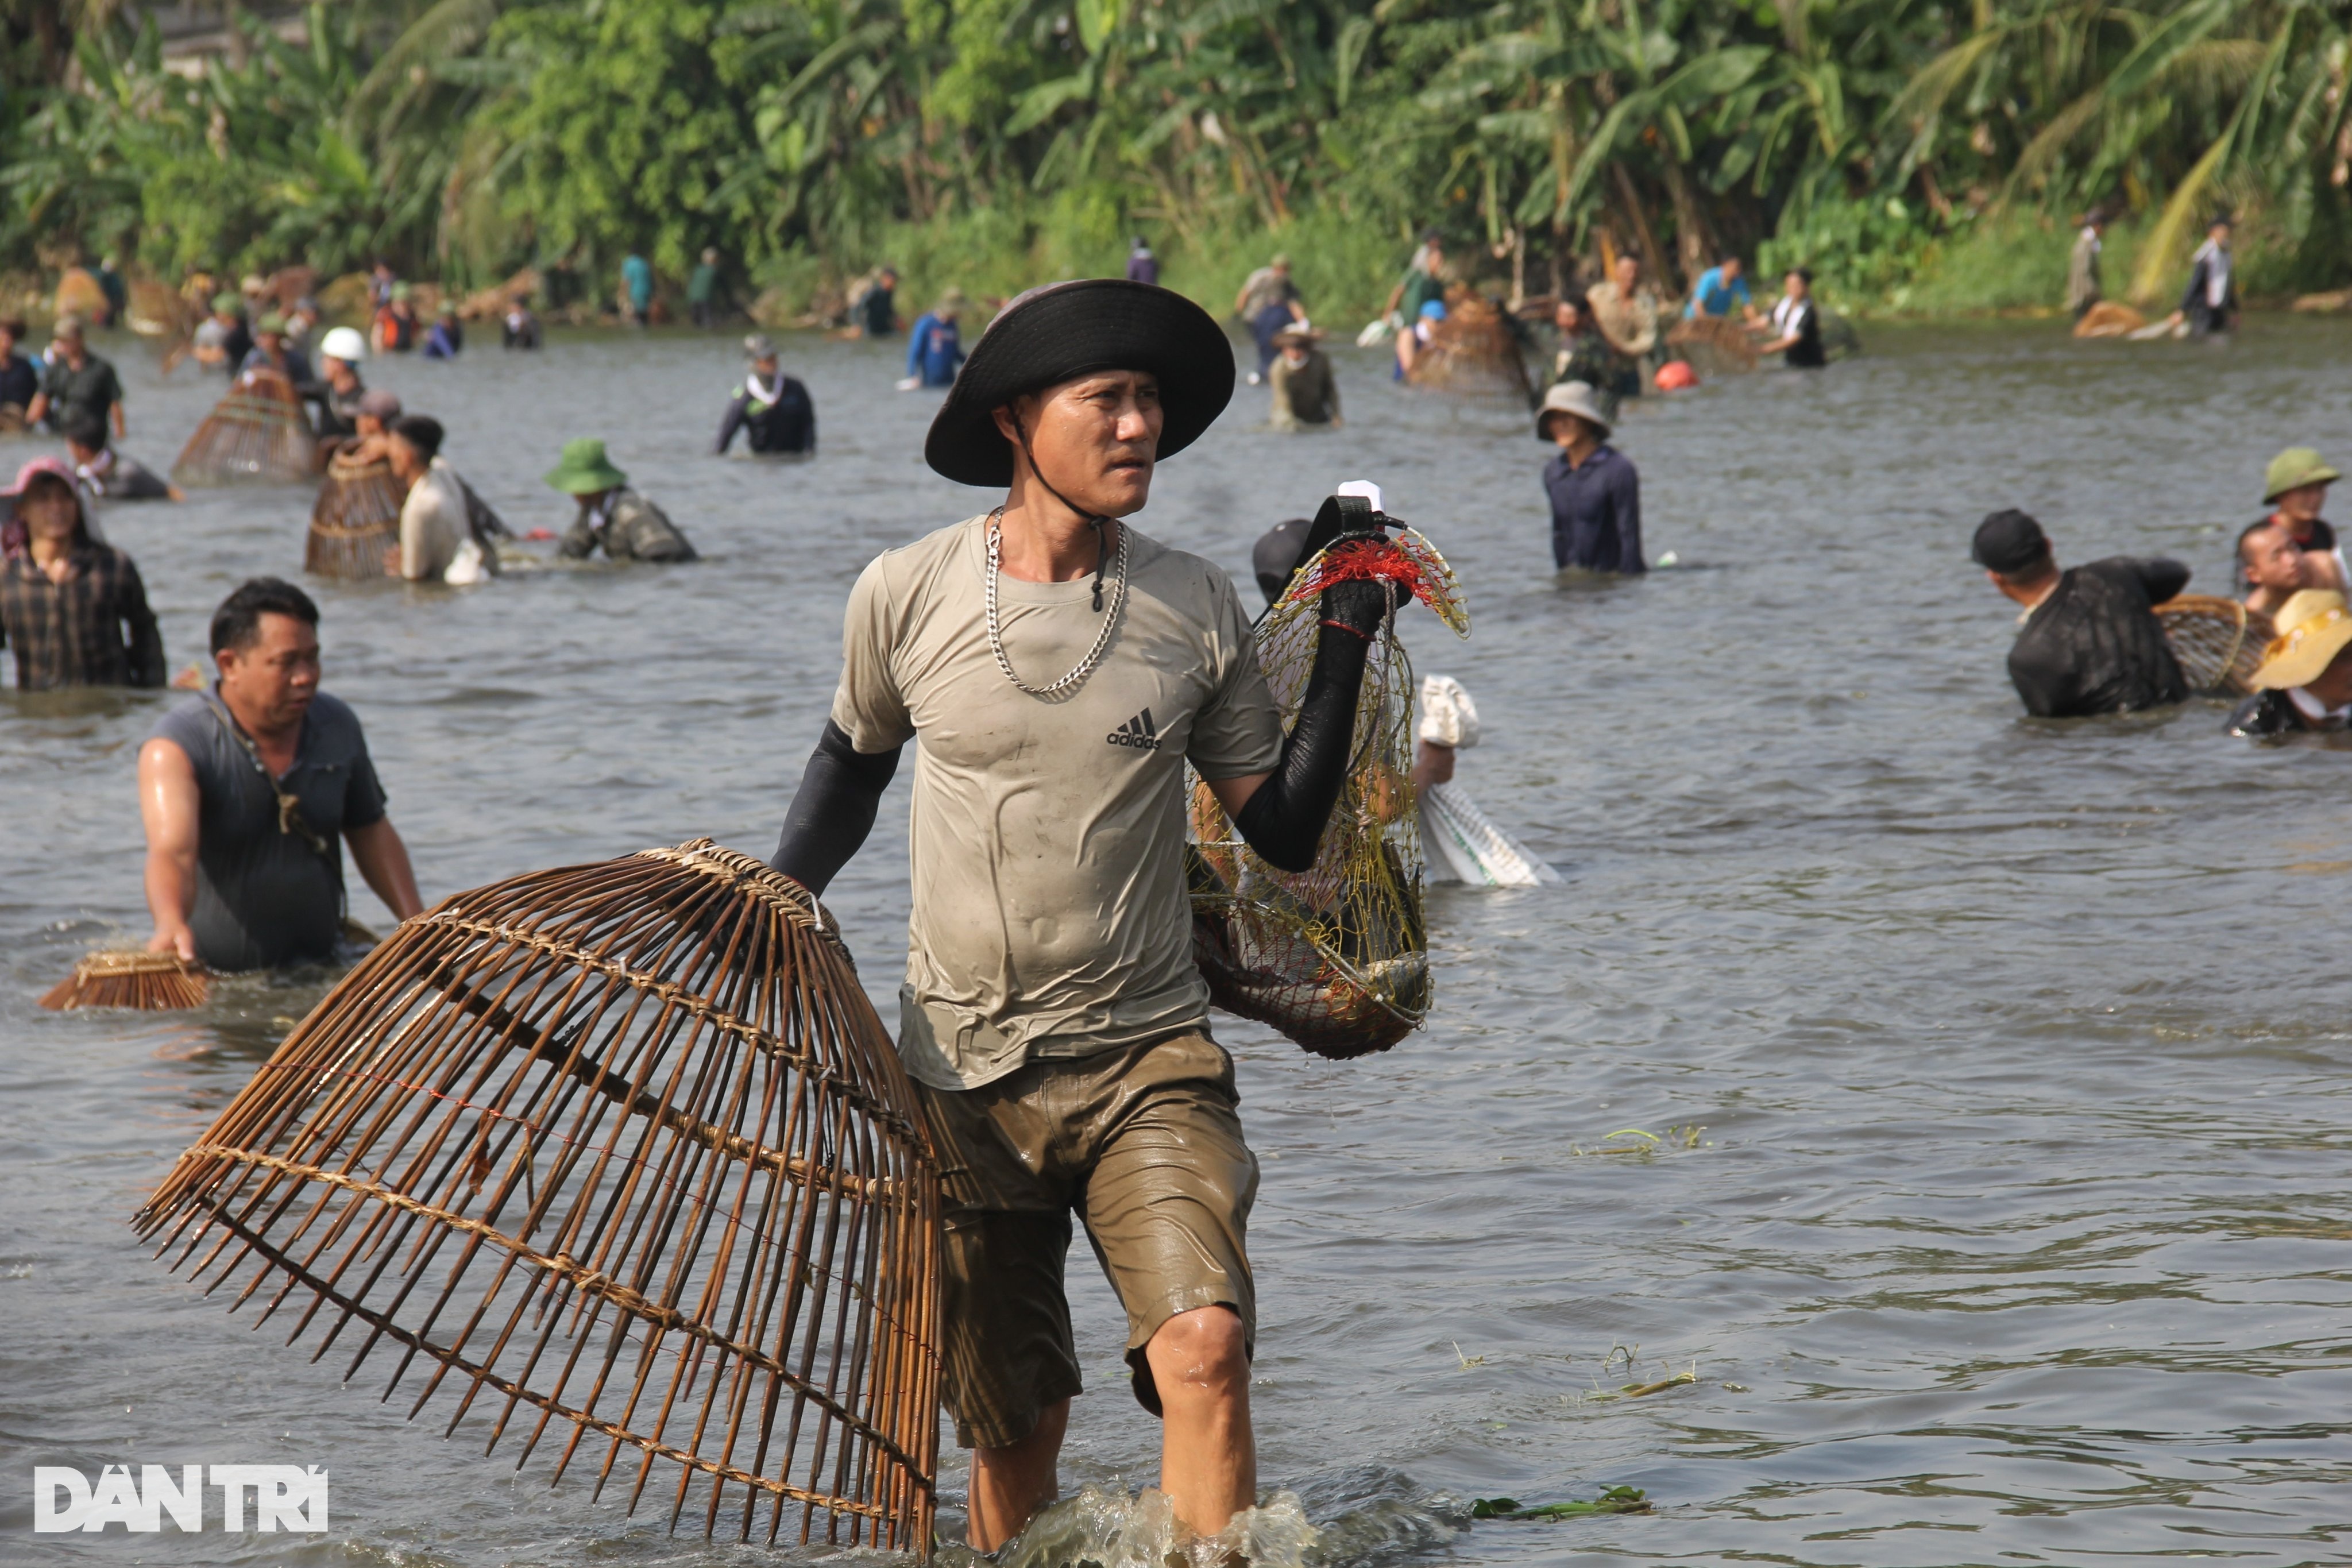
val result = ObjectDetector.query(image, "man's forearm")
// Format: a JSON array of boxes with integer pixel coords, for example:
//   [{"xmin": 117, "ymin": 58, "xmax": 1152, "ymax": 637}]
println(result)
[
  {"xmin": 145, "ymin": 848, "xmax": 197, "ymax": 943},
  {"xmin": 770, "ymin": 721, "xmax": 901, "ymax": 895},
  {"xmin": 347, "ymin": 819, "xmax": 423, "ymax": 918}
]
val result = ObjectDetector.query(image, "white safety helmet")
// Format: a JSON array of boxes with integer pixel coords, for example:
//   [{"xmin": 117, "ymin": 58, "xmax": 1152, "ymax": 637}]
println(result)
[{"xmin": 318, "ymin": 326, "xmax": 368, "ymax": 365}]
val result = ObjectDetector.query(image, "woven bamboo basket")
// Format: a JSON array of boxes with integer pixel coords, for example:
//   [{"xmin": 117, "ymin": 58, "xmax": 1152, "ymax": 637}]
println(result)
[
  {"xmin": 42, "ymin": 949, "xmax": 209, "ymax": 1011},
  {"xmin": 1665, "ymin": 314, "xmax": 1762, "ymax": 376},
  {"xmin": 2157, "ymin": 594, "xmax": 2273, "ymax": 694},
  {"xmin": 173, "ymin": 369, "xmax": 317, "ymax": 487},
  {"xmin": 2074, "ymin": 302, "xmax": 2148, "ymax": 339},
  {"xmin": 134, "ymin": 839, "xmax": 942, "ymax": 1549},
  {"xmin": 1409, "ymin": 292, "xmax": 1538, "ymax": 400},
  {"xmin": 306, "ymin": 454, "xmax": 405, "ymax": 578}
]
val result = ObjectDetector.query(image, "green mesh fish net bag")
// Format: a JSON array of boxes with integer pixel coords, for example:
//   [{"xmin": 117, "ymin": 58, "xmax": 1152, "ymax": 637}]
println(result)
[{"xmin": 1188, "ymin": 495, "xmax": 1471, "ymax": 1059}]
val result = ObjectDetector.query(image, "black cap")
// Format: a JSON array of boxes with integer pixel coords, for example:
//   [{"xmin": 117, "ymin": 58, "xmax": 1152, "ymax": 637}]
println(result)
[
  {"xmin": 1972, "ymin": 509, "xmax": 2051, "ymax": 575},
  {"xmin": 922, "ymin": 279, "xmax": 1234, "ymax": 487},
  {"xmin": 1252, "ymin": 518, "xmax": 1314, "ymax": 605}
]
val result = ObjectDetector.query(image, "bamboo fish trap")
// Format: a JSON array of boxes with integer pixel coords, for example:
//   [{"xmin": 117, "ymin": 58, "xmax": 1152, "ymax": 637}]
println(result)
[
  {"xmin": 2157, "ymin": 594, "xmax": 2273, "ymax": 694},
  {"xmin": 134, "ymin": 839, "xmax": 943, "ymax": 1550},
  {"xmin": 306, "ymin": 452, "xmax": 406, "ymax": 578},
  {"xmin": 1409, "ymin": 291, "xmax": 1538, "ymax": 401},
  {"xmin": 1188, "ymin": 500, "xmax": 1469, "ymax": 1059},
  {"xmin": 173, "ymin": 369, "xmax": 317, "ymax": 488},
  {"xmin": 42, "ymin": 949, "xmax": 210, "ymax": 1011},
  {"xmin": 1665, "ymin": 314, "xmax": 1762, "ymax": 376}
]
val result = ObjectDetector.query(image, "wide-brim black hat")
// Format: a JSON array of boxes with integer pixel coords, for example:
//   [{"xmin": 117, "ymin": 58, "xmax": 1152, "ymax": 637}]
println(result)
[{"xmin": 924, "ymin": 279, "xmax": 1235, "ymax": 486}]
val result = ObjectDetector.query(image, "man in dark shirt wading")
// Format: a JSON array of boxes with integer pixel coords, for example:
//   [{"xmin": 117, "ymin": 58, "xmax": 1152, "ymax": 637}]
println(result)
[
  {"xmin": 141, "ymin": 578, "xmax": 423, "ymax": 971},
  {"xmin": 714, "ymin": 335, "xmax": 816, "ymax": 456},
  {"xmin": 1973, "ymin": 509, "xmax": 2188, "ymax": 717},
  {"xmin": 25, "ymin": 318, "xmax": 126, "ymax": 441},
  {"xmin": 1538, "ymin": 380, "xmax": 1643, "ymax": 575}
]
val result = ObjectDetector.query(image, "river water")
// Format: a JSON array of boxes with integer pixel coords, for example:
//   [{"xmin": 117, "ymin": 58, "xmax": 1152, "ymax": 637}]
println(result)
[{"xmin": 4, "ymin": 317, "xmax": 2349, "ymax": 1566}]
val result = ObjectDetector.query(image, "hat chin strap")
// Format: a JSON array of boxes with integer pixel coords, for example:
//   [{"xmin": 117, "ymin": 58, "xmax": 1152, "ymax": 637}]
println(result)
[{"xmin": 1009, "ymin": 408, "xmax": 1114, "ymax": 614}]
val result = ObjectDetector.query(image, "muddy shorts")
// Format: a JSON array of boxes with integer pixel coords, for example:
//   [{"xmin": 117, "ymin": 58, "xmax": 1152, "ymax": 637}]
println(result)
[{"xmin": 913, "ymin": 1030, "xmax": 1259, "ymax": 1450}]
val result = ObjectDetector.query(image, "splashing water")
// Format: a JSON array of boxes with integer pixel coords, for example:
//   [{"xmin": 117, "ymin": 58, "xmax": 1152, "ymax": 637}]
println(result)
[{"xmin": 936, "ymin": 1487, "xmax": 1321, "ymax": 1568}]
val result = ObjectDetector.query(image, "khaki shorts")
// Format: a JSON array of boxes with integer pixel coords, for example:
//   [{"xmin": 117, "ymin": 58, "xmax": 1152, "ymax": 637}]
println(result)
[{"xmin": 914, "ymin": 1030, "xmax": 1258, "ymax": 1450}]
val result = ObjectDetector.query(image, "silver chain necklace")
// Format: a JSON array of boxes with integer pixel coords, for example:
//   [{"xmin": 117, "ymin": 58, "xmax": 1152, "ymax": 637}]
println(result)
[{"xmin": 984, "ymin": 509, "xmax": 1130, "ymax": 700}]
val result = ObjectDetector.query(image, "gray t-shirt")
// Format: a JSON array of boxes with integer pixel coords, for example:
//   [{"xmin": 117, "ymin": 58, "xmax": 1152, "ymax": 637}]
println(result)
[
  {"xmin": 831, "ymin": 515, "xmax": 1283, "ymax": 1090},
  {"xmin": 152, "ymin": 689, "xmax": 388, "ymax": 971}
]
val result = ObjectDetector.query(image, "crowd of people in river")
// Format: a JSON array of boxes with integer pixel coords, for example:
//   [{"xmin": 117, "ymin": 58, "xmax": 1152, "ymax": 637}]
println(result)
[
  {"xmin": 2, "ymin": 206, "xmax": 2342, "ymax": 1566},
  {"xmin": 0, "ymin": 218, "xmax": 2339, "ymax": 990}
]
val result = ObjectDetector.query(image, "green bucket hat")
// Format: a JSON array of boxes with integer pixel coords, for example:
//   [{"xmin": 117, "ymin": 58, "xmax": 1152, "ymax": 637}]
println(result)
[
  {"xmin": 2264, "ymin": 447, "xmax": 2342, "ymax": 503},
  {"xmin": 543, "ymin": 437, "xmax": 628, "ymax": 494},
  {"xmin": 211, "ymin": 291, "xmax": 241, "ymax": 314}
]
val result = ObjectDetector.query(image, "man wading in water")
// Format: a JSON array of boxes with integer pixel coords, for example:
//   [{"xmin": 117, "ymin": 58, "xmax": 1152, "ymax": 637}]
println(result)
[{"xmin": 767, "ymin": 279, "xmax": 1393, "ymax": 1552}]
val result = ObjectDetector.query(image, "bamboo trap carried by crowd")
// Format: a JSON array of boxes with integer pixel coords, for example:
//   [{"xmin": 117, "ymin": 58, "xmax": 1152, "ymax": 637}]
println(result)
[
  {"xmin": 2156, "ymin": 594, "xmax": 2273, "ymax": 694},
  {"xmin": 1188, "ymin": 496, "xmax": 1470, "ymax": 1060},
  {"xmin": 42, "ymin": 949, "xmax": 209, "ymax": 1011},
  {"xmin": 1666, "ymin": 314, "xmax": 1762, "ymax": 376},
  {"xmin": 173, "ymin": 368, "xmax": 316, "ymax": 488},
  {"xmin": 306, "ymin": 451, "xmax": 406, "ymax": 578},
  {"xmin": 134, "ymin": 839, "xmax": 943, "ymax": 1551},
  {"xmin": 1410, "ymin": 290, "xmax": 1538, "ymax": 403}
]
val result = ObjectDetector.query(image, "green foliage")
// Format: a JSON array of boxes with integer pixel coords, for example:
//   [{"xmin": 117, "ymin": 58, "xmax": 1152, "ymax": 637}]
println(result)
[
  {"xmin": 5, "ymin": 0, "xmax": 2350, "ymax": 314},
  {"xmin": 1760, "ymin": 194, "xmax": 1941, "ymax": 312},
  {"xmin": 484, "ymin": 0, "xmax": 767, "ymax": 278},
  {"xmin": 2, "ymin": 6, "xmax": 454, "ymax": 279}
]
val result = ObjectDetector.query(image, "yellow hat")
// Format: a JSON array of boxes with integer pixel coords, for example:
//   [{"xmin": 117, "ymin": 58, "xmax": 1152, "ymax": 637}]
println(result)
[
  {"xmin": 2272, "ymin": 588, "xmax": 2344, "ymax": 638},
  {"xmin": 2252, "ymin": 590, "xmax": 2352, "ymax": 689}
]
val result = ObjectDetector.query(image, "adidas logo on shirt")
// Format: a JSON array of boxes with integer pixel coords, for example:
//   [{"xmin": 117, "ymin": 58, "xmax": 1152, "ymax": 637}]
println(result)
[{"xmin": 1106, "ymin": 708, "xmax": 1161, "ymax": 750}]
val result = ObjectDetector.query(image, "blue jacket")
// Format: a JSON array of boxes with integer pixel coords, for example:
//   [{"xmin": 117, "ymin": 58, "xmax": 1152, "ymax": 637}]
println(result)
[
  {"xmin": 906, "ymin": 312, "xmax": 964, "ymax": 387},
  {"xmin": 1543, "ymin": 444, "xmax": 1643, "ymax": 573},
  {"xmin": 1685, "ymin": 266, "xmax": 1752, "ymax": 319}
]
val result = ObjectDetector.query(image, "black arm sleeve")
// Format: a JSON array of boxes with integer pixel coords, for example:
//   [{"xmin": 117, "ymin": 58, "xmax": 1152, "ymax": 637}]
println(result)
[
  {"xmin": 714, "ymin": 393, "xmax": 747, "ymax": 455},
  {"xmin": 1230, "ymin": 590, "xmax": 1382, "ymax": 873},
  {"xmin": 768, "ymin": 719, "xmax": 902, "ymax": 895}
]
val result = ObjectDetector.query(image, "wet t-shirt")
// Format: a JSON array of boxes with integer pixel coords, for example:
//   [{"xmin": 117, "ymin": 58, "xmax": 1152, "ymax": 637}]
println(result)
[
  {"xmin": 2006, "ymin": 557, "xmax": 2189, "ymax": 717},
  {"xmin": 831, "ymin": 515, "xmax": 1283, "ymax": 1090},
  {"xmin": 152, "ymin": 690, "xmax": 387, "ymax": 971}
]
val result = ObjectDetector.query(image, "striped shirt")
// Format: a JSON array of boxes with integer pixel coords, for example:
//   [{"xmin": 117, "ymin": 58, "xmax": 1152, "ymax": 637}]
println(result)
[{"xmin": 0, "ymin": 542, "xmax": 167, "ymax": 690}]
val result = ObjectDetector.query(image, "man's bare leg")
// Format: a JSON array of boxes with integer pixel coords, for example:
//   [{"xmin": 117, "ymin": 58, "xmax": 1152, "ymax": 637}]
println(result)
[
  {"xmin": 968, "ymin": 1397, "xmax": 1069, "ymax": 1553},
  {"xmin": 1148, "ymin": 1306, "xmax": 1256, "ymax": 1536}
]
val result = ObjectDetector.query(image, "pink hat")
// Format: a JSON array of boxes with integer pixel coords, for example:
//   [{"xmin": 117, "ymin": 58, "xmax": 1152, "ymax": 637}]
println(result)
[
  {"xmin": 3, "ymin": 455, "xmax": 91, "ymax": 557},
  {"xmin": 6, "ymin": 455, "xmax": 75, "ymax": 495}
]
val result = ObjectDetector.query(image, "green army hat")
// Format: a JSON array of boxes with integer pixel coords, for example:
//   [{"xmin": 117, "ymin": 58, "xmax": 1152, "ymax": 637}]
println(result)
[
  {"xmin": 2264, "ymin": 447, "xmax": 2342, "ymax": 503},
  {"xmin": 543, "ymin": 437, "xmax": 629, "ymax": 493}
]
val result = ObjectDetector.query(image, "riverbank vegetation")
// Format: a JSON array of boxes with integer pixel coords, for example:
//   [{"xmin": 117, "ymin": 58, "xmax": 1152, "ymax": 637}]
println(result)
[{"xmin": 4, "ymin": 0, "xmax": 2349, "ymax": 321}]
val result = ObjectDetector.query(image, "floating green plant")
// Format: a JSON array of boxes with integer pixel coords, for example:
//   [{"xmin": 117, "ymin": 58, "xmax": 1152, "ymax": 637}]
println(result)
[
  {"xmin": 1470, "ymin": 1487, "xmax": 1652, "ymax": 1520},
  {"xmin": 1569, "ymin": 1125, "xmax": 1708, "ymax": 1157}
]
